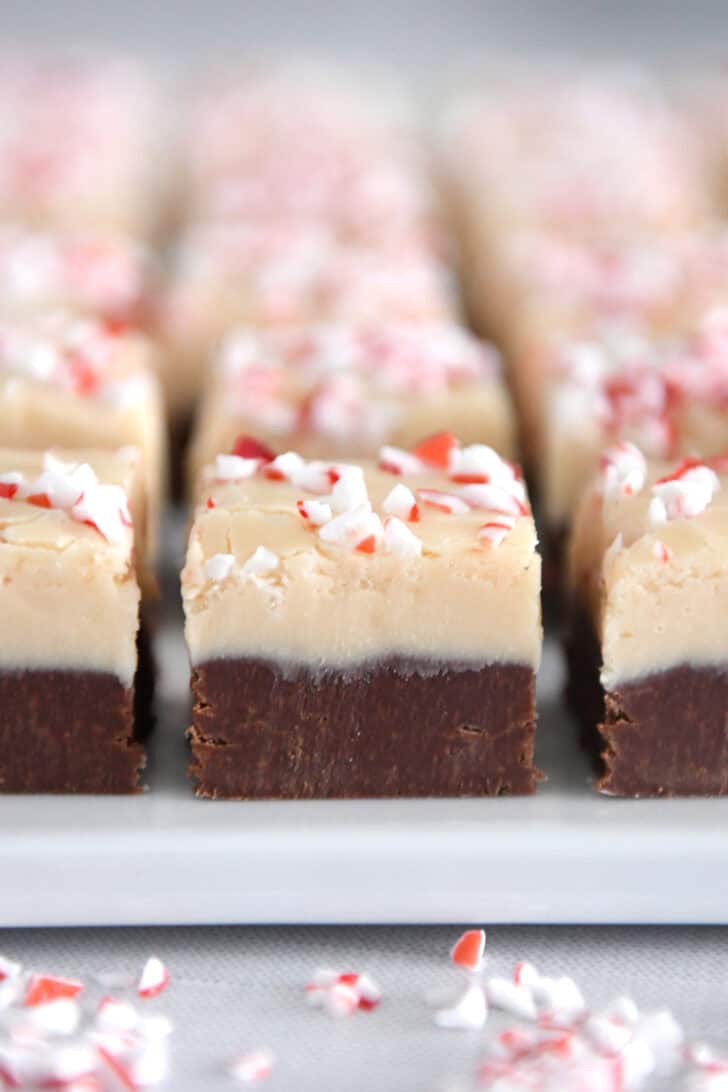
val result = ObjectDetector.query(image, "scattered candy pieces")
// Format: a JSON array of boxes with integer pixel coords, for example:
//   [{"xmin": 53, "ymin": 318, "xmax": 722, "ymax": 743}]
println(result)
[
  {"xmin": 450, "ymin": 929, "xmax": 487, "ymax": 973},
  {"xmin": 0, "ymin": 955, "xmax": 172, "ymax": 1089},
  {"xmin": 305, "ymin": 969, "xmax": 381, "ymax": 1016}
]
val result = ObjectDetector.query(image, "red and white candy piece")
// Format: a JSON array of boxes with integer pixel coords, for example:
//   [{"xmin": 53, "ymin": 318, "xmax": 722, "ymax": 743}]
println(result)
[
  {"xmin": 215, "ymin": 453, "xmax": 261, "ymax": 481},
  {"xmin": 381, "ymin": 483, "xmax": 419, "ymax": 522},
  {"xmin": 229, "ymin": 1048, "xmax": 275, "ymax": 1083},
  {"xmin": 0, "ymin": 955, "xmax": 21, "ymax": 982},
  {"xmin": 599, "ymin": 441, "xmax": 648, "ymax": 500},
  {"xmin": 649, "ymin": 459, "xmax": 720, "ymax": 526},
  {"xmin": 305, "ymin": 969, "xmax": 381, "ymax": 1016},
  {"xmin": 378, "ymin": 445, "xmax": 425, "ymax": 476},
  {"xmin": 652, "ymin": 539, "xmax": 671, "ymax": 562},
  {"xmin": 479, "ymin": 516, "xmax": 517, "ymax": 547},
  {"xmin": 297, "ymin": 497, "xmax": 333, "ymax": 526},
  {"xmin": 450, "ymin": 929, "xmax": 486, "ymax": 973},
  {"xmin": 417, "ymin": 488, "xmax": 469, "ymax": 515},
  {"xmin": 137, "ymin": 956, "xmax": 169, "ymax": 999}
]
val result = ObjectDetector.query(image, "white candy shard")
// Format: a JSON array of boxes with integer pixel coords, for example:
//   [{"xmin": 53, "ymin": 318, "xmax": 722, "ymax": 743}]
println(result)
[
  {"xmin": 326, "ymin": 466, "xmax": 369, "ymax": 513},
  {"xmin": 381, "ymin": 482, "xmax": 418, "ymax": 520},
  {"xmin": 71, "ymin": 483, "xmax": 132, "ymax": 545},
  {"xmin": 600, "ymin": 441, "xmax": 647, "ymax": 499},
  {"xmin": 204, "ymin": 553, "xmax": 236, "ymax": 582},
  {"xmin": 0, "ymin": 955, "xmax": 21, "ymax": 981},
  {"xmin": 241, "ymin": 547, "xmax": 279, "ymax": 575},
  {"xmin": 318, "ymin": 503, "xmax": 383, "ymax": 551},
  {"xmin": 297, "ymin": 498, "xmax": 332, "ymax": 526},
  {"xmin": 459, "ymin": 482, "xmax": 525, "ymax": 515},
  {"xmin": 383, "ymin": 516, "xmax": 422, "ymax": 558},
  {"xmin": 435, "ymin": 982, "xmax": 487, "ymax": 1030},
  {"xmin": 323, "ymin": 982, "xmax": 360, "ymax": 1018},
  {"xmin": 215, "ymin": 453, "xmax": 261, "ymax": 481}
]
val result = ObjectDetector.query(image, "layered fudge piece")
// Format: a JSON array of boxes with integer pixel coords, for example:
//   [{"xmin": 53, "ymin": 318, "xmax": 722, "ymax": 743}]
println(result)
[
  {"xmin": 188, "ymin": 321, "xmax": 517, "ymax": 485},
  {"xmin": 183, "ymin": 64, "xmax": 442, "ymax": 251},
  {"xmin": 0, "ymin": 310, "xmax": 165, "ymax": 560},
  {"xmin": 539, "ymin": 308, "xmax": 728, "ymax": 544},
  {"xmin": 159, "ymin": 222, "xmax": 456, "ymax": 422},
  {"xmin": 0, "ymin": 55, "xmax": 166, "ymax": 236},
  {"xmin": 441, "ymin": 73, "xmax": 707, "ymax": 311},
  {"xmin": 0, "ymin": 447, "xmax": 147, "ymax": 792},
  {"xmin": 566, "ymin": 442, "xmax": 728, "ymax": 796},
  {"xmin": 182, "ymin": 436, "xmax": 542, "ymax": 799},
  {"xmin": 0, "ymin": 224, "xmax": 158, "ymax": 326}
]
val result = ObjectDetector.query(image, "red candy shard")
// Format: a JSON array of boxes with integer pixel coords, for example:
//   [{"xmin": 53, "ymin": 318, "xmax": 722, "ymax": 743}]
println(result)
[
  {"xmin": 327, "ymin": 468, "xmax": 341, "ymax": 485},
  {"xmin": 97, "ymin": 1045, "xmax": 137, "ymax": 1091},
  {"xmin": 412, "ymin": 431, "xmax": 457, "ymax": 468},
  {"xmin": 231, "ymin": 436, "xmax": 276, "ymax": 462},
  {"xmin": 355, "ymin": 535, "xmax": 376, "ymax": 554},
  {"xmin": 451, "ymin": 928, "xmax": 486, "ymax": 972},
  {"xmin": 137, "ymin": 955, "xmax": 169, "ymax": 999},
  {"xmin": 0, "ymin": 482, "xmax": 18, "ymax": 499},
  {"xmin": 409, "ymin": 503, "xmax": 420, "ymax": 522},
  {"xmin": 24, "ymin": 973, "xmax": 84, "ymax": 1007},
  {"xmin": 65, "ymin": 351, "xmax": 99, "ymax": 397},
  {"xmin": 27, "ymin": 492, "xmax": 52, "ymax": 508},
  {"xmin": 450, "ymin": 472, "xmax": 488, "ymax": 484},
  {"xmin": 262, "ymin": 465, "xmax": 285, "ymax": 480},
  {"xmin": 378, "ymin": 458, "xmax": 403, "ymax": 475},
  {"xmin": 206, "ymin": 497, "xmax": 217, "ymax": 509}
]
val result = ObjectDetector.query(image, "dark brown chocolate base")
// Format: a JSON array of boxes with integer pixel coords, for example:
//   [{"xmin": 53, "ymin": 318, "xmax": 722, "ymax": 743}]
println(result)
[
  {"xmin": 566, "ymin": 602, "xmax": 728, "ymax": 796},
  {"xmin": 0, "ymin": 630, "xmax": 153, "ymax": 793},
  {"xmin": 189, "ymin": 656, "xmax": 540, "ymax": 799}
]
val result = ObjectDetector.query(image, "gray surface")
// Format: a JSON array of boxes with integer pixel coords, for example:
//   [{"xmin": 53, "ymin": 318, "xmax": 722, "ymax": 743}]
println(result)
[
  {"xmin": 0, "ymin": 0, "xmax": 726, "ymax": 66},
  {"xmin": 1, "ymin": 924, "xmax": 727, "ymax": 1090}
]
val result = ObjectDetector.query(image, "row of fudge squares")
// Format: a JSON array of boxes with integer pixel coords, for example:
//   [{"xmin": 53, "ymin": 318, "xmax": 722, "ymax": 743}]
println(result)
[
  {"xmin": 0, "ymin": 436, "xmax": 543, "ymax": 796},
  {"xmin": 3, "ymin": 435, "xmax": 727, "ymax": 799}
]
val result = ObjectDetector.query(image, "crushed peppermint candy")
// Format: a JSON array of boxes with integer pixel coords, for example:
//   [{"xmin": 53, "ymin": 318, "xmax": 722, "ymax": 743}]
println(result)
[
  {"xmin": 451, "ymin": 929, "xmax": 487, "ymax": 973},
  {"xmin": 600, "ymin": 441, "xmax": 648, "ymax": 499},
  {"xmin": 305, "ymin": 969, "xmax": 382, "ymax": 1017},
  {"xmin": 0, "ymin": 453, "xmax": 132, "ymax": 544},
  {"xmin": 0, "ymin": 952, "xmax": 172, "ymax": 1089},
  {"xmin": 207, "ymin": 436, "xmax": 528, "ymax": 558},
  {"xmin": 649, "ymin": 459, "xmax": 720, "ymax": 526}
]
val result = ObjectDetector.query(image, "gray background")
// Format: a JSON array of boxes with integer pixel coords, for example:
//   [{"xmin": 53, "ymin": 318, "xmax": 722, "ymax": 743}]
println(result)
[{"xmin": 0, "ymin": 0, "xmax": 726, "ymax": 69}]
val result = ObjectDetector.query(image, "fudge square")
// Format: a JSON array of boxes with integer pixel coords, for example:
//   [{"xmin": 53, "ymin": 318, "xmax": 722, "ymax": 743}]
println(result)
[
  {"xmin": 188, "ymin": 321, "xmax": 517, "ymax": 485},
  {"xmin": 566, "ymin": 442, "xmax": 728, "ymax": 797},
  {"xmin": 182, "ymin": 435, "xmax": 542, "ymax": 799},
  {"xmin": 0, "ymin": 310, "xmax": 165, "ymax": 560},
  {"xmin": 0, "ymin": 448, "xmax": 146, "ymax": 792}
]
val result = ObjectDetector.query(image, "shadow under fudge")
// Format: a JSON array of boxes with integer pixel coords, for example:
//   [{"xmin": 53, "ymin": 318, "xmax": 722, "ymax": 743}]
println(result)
[
  {"xmin": 189, "ymin": 656, "xmax": 540, "ymax": 800},
  {"xmin": 566, "ymin": 601, "xmax": 728, "ymax": 798}
]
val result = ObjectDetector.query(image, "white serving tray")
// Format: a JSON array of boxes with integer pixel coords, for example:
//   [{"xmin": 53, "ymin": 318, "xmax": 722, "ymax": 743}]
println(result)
[{"xmin": 1, "ymin": 627, "xmax": 727, "ymax": 928}]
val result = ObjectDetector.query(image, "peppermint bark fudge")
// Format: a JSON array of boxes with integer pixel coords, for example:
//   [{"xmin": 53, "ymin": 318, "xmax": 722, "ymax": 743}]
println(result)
[
  {"xmin": 567, "ymin": 443, "xmax": 728, "ymax": 796},
  {"xmin": 0, "ymin": 448, "xmax": 147, "ymax": 792},
  {"xmin": 0, "ymin": 310, "xmax": 165, "ymax": 560},
  {"xmin": 188, "ymin": 322, "xmax": 516, "ymax": 485},
  {"xmin": 159, "ymin": 222, "xmax": 455, "ymax": 423},
  {"xmin": 540, "ymin": 309, "xmax": 728, "ymax": 544},
  {"xmin": 182, "ymin": 436, "xmax": 542, "ymax": 799}
]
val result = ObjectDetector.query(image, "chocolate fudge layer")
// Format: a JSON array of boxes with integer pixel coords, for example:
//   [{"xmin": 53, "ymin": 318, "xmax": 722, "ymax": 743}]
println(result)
[
  {"xmin": 0, "ymin": 449, "xmax": 146, "ymax": 792},
  {"xmin": 182, "ymin": 437, "xmax": 542, "ymax": 799},
  {"xmin": 188, "ymin": 322, "xmax": 517, "ymax": 486},
  {"xmin": 567, "ymin": 443, "xmax": 728, "ymax": 796}
]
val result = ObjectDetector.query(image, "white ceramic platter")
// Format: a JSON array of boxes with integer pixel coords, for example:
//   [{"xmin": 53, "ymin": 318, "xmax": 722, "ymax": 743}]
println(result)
[{"xmin": 1, "ymin": 625, "xmax": 727, "ymax": 928}]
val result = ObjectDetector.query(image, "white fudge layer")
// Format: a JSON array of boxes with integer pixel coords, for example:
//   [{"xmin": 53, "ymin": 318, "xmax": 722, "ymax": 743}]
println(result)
[{"xmin": 183, "ymin": 456, "xmax": 542, "ymax": 670}]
